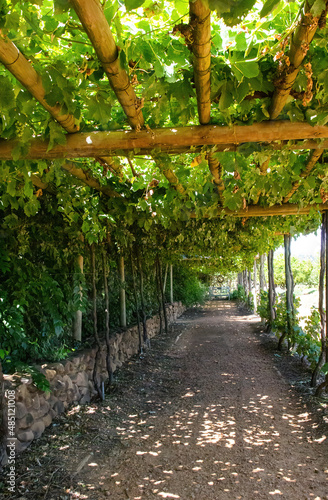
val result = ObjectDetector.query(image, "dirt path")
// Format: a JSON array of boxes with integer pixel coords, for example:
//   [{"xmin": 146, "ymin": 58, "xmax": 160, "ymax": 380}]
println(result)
[{"xmin": 2, "ymin": 302, "xmax": 328, "ymax": 499}]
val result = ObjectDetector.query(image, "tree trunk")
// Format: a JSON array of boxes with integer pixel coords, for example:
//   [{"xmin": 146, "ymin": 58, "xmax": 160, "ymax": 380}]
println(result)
[
  {"xmin": 278, "ymin": 234, "xmax": 294, "ymax": 351},
  {"xmin": 312, "ymin": 213, "xmax": 326, "ymax": 387},
  {"xmin": 268, "ymin": 250, "xmax": 276, "ymax": 331},
  {"xmin": 73, "ymin": 250, "xmax": 84, "ymax": 342},
  {"xmin": 253, "ymin": 259, "xmax": 257, "ymax": 313},
  {"xmin": 102, "ymin": 249, "xmax": 114, "ymax": 386},
  {"xmin": 137, "ymin": 247, "xmax": 149, "ymax": 347},
  {"xmin": 237, "ymin": 272, "xmax": 243, "ymax": 287},
  {"xmin": 260, "ymin": 254, "xmax": 266, "ymax": 290},
  {"xmin": 243, "ymin": 269, "xmax": 248, "ymax": 297},
  {"xmin": 0, "ymin": 360, "xmax": 7, "ymax": 469},
  {"xmin": 90, "ymin": 244, "xmax": 103, "ymax": 400},
  {"xmin": 118, "ymin": 254, "xmax": 126, "ymax": 328},
  {"xmin": 130, "ymin": 250, "xmax": 143, "ymax": 354},
  {"xmin": 248, "ymin": 270, "xmax": 252, "ymax": 308},
  {"xmin": 170, "ymin": 264, "xmax": 174, "ymax": 304},
  {"xmin": 163, "ymin": 263, "xmax": 168, "ymax": 294}
]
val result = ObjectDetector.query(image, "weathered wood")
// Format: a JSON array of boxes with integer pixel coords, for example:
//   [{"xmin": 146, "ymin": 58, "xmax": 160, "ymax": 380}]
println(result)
[
  {"xmin": 260, "ymin": 254, "xmax": 266, "ymax": 290},
  {"xmin": 154, "ymin": 155, "xmax": 186, "ymax": 195},
  {"xmin": 207, "ymin": 153, "xmax": 224, "ymax": 204},
  {"xmin": 70, "ymin": 0, "xmax": 143, "ymax": 130},
  {"xmin": 0, "ymin": 33, "xmax": 79, "ymax": 133},
  {"xmin": 118, "ymin": 254, "xmax": 126, "ymax": 328},
  {"xmin": 102, "ymin": 248, "xmax": 114, "ymax": 385},
  {"xmin": 268, "ymin": 249, "xmax": 276, "ymax": 330},
  {"xmin": 90, "ymin": 244, "xmax": 104, "ymax": 400},
  {"xmin": 190, "ymin": 202, "xmax": 328, "ymax": 218},
  {"xmin": 253, "ymin": 259, "xmax": 257, "ymax": 313},
  {"xmin": 73, "ymin": 240, "xmax": 84, "ymax": 342},
  {"xmin": 283, "ymin": 149, "xmax": 324, "ymax": 203},
  {"xmin": 278, "ymin": 234, "xmax": 294, "ymax": 350},
  {"xmin": 190, "ymin": 0, "xmax": 211, "ymax": 124},
  {"xmin": 3, "ymin": 121, "xmax": 328, "ymax": 159},
  {"xmin": 170, "ymin": 264, "xmax": 174, "ymax": 304},
  {"xmin": 270, "ymin": 2, "xmax": 328, "ymax": 119},
  {"xmin": 311, "ymin": 212, "xmax": 326, "ymax": 387},
  {"xmin": 130, "ymin": 251, "xmax": 143, "ymax": 354}
]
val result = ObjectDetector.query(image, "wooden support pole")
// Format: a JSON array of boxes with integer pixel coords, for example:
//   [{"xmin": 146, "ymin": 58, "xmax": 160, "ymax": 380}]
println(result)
[
  {"xmin": 70, "ymin": 0, "xmax": 143, "ymax": 130},
  {"xmin": 0, "ymin": 34, "xmax": 79, "ymax": 133},
  {"xmin": 260, "ymin": 254, "xmax": 266, "ymax": 291},
  {"xmin": 190, "ymin": 0, "xmax": 211, "ymax": 124},
  {"xmin": 118, "ymin": 254, "xmax": 126, "ymax": 328},
  {"xmin": 3, "ymin": 121, "xmax": 328, "ymax": 160},
  {"xmin": 278, "ymin": 234, "xmax": 294, "ymax": 350},
  {"xmin": 170, "ymin": 264, "xmax": 174, "ymax": 304},
  {"xmin": 283, "ymin": 149, "xmax": 324, "ymax": 203},
  {"xmin": 73, "ymin": 250, "xmax": 84, "ymax": 342},
  {"xmin": 253, "ymin": 259, "xmax": 257, "ymax": 313},
  {"xmin": 268, "ymin": 249, "xmax": 276, "ymax": 330}
]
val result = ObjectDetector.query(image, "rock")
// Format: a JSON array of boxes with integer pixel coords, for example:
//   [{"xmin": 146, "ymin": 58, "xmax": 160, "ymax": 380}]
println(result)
[
  {"xmin": 30, "ymin": 402, "xmax": 50, "ymax": 420},
  {"xmin": 16, "ymin": 413, "xmax": 34, "ymax": 430},
  {"xmin": 17, "ymin": 430, "xmax": 34, "ymax": 443},
  {"xmin": 64, "ymin": 361, "xmax": 74, "ymax": 374},
  {"xmin": 43, "ymin": 369, "xmax": 57, "ymax": 381},
  {"xmin": 48, "ymin": 362, "xmax": 65, "ymax": 375},
  {"xmin": 15, "ymin": 402, "xmax": 27, "ymax": 420},
  {"xmin": 71, "ymin": 371, "xmax": 89, "ymax": 388},
  {"xmin": 31, "ymin": 420, "xmax": 45, "ymax": 439},
  {"xmin": 62, "ymin": 375, "xmax": 74, "ymax": 390},
  {"xmin": 42, "ymin": 412, "xmax": 52, "ymax": 428},
  {"xmin": 53, "ymin": 400, "xmax": 65, "ymax": 415}
]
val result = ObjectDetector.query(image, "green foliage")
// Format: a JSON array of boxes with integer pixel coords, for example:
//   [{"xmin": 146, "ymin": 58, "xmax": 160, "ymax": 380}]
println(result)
[
  {"xmin": 173, "ymin": 265, "xmax": 207, "ymax": 307},
  {"xmin": 294, "ymin": 307, "xmax": 321, "ymax": 369},
  {"xmin": 231, "ymin": 284, "xmax": 246, "ymax": 301},
  {"xmin": 273, "ymin": 254, "xmax": 320, "ymax": 288},
  {"xmin": 257, "ymin": 290, "xmax": 270, "ymax": 321}
]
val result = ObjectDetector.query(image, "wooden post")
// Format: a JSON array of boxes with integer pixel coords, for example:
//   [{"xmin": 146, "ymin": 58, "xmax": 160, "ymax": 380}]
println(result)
[
  {"xmin": 170, "ymin": 264, "xmax": 174, "ymax": 304},
  {"xmin": 312, "ymin": 214, "xmax": 326, "ymax": 386},
  {"xmin": 260, "ymin": 254, "xmax": 266, "ymax": 290},
  {"xmin": 73, "ymin": 252, "xmax": 83, "ymax": 342},
  {"xmin": 253, "ymin": 259, "xmax": 257, "ymax": 313},
  {"xmin": 163, "ymin": 263, "xmax": 168, "ymax": 293},
  {"xmin": 0, "ymin": 360, "xmax": 7, "ymax": 469},
  {"xmin": 268, "ymin": 250, "xmax": 276, "ymax": 330},
  {"xmin": 278, "ymin": 234, "xmax": 294, "ymax": 350},
  {"xmin": 119, "ymin": 254, "xmax": 126, "ymax": 328},
  {"xmin": 248, "ymin": 270, "xmax": 252, "ymax": 307}
]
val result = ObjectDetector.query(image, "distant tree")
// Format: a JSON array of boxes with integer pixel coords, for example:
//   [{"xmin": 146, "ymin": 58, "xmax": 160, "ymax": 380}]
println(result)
[{"xmin": 274, "ymin": 254, "xmax": 319, "ymax": 288}]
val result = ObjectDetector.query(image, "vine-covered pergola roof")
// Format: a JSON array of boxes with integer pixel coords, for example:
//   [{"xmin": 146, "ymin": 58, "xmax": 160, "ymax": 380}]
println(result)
[{"xmin": 1, "ymin": 0, "xmax": 328, "ymax": 264}]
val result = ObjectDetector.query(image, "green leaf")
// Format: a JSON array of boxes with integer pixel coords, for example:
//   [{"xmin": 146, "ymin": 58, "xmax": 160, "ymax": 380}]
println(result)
[
  {"xmin": 125, "ymin": 0, "xmax": 145, "ymax": 11},
  {"xmin": 310, "ymin": 0, "xmax": 326, "ymax": 17},
  {"xmin": 219, "ymin": 82, "xmax": 234, "ymax": 111},
  {"xmin": 233, "ymin": 61, "xmax": 260, "ymax": 79},
  {"xmin": 47, "ymin": 121, "xmax": 67, "ymax": 152},
  {"xmin": 321, "ymin": 362, "xmax": 328, "ymax": 375},
  {"xmin": 260, "ymin": 0, "xmax": 281, "ymax": 18},
  {"xmin": 235, "ymin": 32, "xmax": 247, "ymax": 52},
  {"xmin": 0, "ymin": 76, "xmax": 15, "ymax": 109}
]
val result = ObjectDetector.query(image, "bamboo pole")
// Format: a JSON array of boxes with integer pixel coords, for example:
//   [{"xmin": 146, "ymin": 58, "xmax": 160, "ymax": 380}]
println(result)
[
  {"xmin": 190, "ymin": 0, "xmax": 211, "ymax": 124},
  {"xmin": 3, "ymin": 121, "xmax": 328, "ymax": 159},
  {"xmin": 70, "ymin": 0, "xmax": 143, "ymax": 130},
  {"xmin": 270, "ymin": 2, "xmax": 328, "ymax": 120},
  {"xmin": 0, "ymin": 33, "xmax": 79, "ymax": 133},
  {"xmin": 283, "ymin": 149, "xmax": 324, "ymax": 202}
]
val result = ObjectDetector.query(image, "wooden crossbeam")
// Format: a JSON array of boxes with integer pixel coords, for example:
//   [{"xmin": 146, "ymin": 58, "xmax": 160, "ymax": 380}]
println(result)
[
  {"xmin": 283, "ymin": 149, "xmax": 324, "ymax": 202},
  {"xmin": 0, "ymin": 33, "xmax": 79, "ymax": 133},
  {"xmin": 2, "ymin": 121, "xmax": 328, "ymax": 159},
  {"xmin": 270, "ymin": 2, "xmax": 328, "ymax": 119},
  {"xmin": 70, "ymin": 0, "xmax": 144, "ymax": 130},
  {"xmin": 191, "ymin": 202, "xmax": 328, "ymax": 218},
  {"xmin": 61, "ymin": 162, "xmax": 121, "ymax": 198},
  {"xmin": 190, "ymin": 0, "xmax": 211, "ymax": 124}
]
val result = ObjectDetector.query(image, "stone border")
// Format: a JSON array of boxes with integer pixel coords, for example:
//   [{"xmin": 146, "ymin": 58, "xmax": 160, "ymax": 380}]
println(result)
[{"xmin": 3, "ymin": 302, "xmax": 185, "ymax": 457}]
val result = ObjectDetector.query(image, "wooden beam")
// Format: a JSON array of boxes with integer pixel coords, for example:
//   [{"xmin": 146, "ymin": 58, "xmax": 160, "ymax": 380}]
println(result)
[
  {"xmin": 70, "ymin": 0, "xmax": 144, "ymax": 130},
  {"xmin": 0, "ymin": 33, "xmax": 79, "ymax": 134},
  {"xmin": 283, "ymin": 149, "xmax": 324, "ymax": 202},
  {"xmin": 190, "ymin": 202, "xmax": 328, "ymax": 218},
  {"xmin": 2, "ymin": 121, "xmax": 328, "ymax": 159},
  {"xmin": 190, "ymin": 0, "xmax": 211, "ymax": 124},
  {"xmin": 270, "ymin": 2, "xmax": 328, "ymax": 120}
]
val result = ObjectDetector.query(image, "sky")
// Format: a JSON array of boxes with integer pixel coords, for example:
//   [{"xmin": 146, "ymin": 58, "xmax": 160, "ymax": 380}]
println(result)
[{"xmin": 276, "ymin": 231, "xmax": 321, "ymax": 259}]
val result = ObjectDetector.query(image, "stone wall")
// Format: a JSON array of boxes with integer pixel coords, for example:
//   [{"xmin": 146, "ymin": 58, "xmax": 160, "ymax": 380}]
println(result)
[{"xmin": 3, "ymin": 302, "xmax": 185, "ymax": 457}]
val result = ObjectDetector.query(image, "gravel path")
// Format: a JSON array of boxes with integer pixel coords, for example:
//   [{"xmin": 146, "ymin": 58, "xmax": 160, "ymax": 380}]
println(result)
[{"xmin": 2, "ymin": 301, "xmax": 327, "ymax": 499}]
